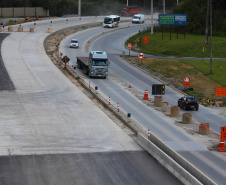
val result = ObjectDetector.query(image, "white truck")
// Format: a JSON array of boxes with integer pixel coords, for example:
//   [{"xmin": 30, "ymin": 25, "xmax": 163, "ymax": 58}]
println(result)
[
  {"xmin": 132, "ymin": 14, "xmax": 145, "ymax": 23},
  {"xmin": 76, "ymin": 51, "xmax": 110, "ymax": 78}
]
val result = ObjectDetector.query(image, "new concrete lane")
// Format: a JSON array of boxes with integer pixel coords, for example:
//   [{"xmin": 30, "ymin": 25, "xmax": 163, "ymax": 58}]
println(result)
[
  {"xmin": 0, "ymin": 19, "xmax": 140, "ymax": 155},
  {"xmin": 0, "ymin": 17, "xmax": 181, "ymax": 184}
]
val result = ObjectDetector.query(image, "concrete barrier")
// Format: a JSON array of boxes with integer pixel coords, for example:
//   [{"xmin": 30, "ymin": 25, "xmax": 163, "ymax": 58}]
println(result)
[
  {"xmin": 8, "ymin": 26, "xmax": 13, "ymax": 32},
  {"xmin": 30, "ymin": 28, "xmax": 34, "ymax": 32},
  {"xmin": 136, "ymin": 133, "xmax": 202, "ymax": 185},
  {"xmin": 162, "ymin": 102, "xmax": 169, "ymax": 112},
  {"xmin": 136, "ymin": 132, "xmax": 217, "ymax": 185},
  {"xmin": 199, "ymin": 123, "xmax": 209, "ymax": 135},
  {"xmin": 171, "ymin": 106, "xmax": 180, "ymax": 117},
  {"xmin": 47, "ymin": 28, "xmax": 52, "ymax": 33},
  {"xmin": 18, "ymin": 27, "xmax": 23, "ymax": 32},
  {"xmin": 154, "ymin": 96, "xmax": 163, "ymax": 107},
  {"xmin": 182, "ymin": 113, "xmax": 192, "ymax": 124}
]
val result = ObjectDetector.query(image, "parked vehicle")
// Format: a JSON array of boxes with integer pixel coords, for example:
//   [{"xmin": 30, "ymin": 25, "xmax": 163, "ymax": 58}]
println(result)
[
  {"xmin": 69, "ymin": 39, "xmax": 79, "ymax": 48},
  {"xmin": 76, "ymin": 51, "xmax": 110, "ymax": 78},
  {"xmin": 132, "ymin": 14, "xmax": 145, "ymax": 23},
  {"xmin": 103, "ymin": 15, "xmax": 120, "ymax": 28},
  {"xmin": 121, "ymin": 6, "xmax": 140, "ymax": 16},
  {"xmin": 178, "ymin": 96, "xmax": 199, "ymax": 110}
]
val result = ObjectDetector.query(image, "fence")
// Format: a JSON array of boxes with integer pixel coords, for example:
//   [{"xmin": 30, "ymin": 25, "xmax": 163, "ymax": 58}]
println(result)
[{"xmin": 0, "ymin": 7, "xmax": 49, "ymax": 17}]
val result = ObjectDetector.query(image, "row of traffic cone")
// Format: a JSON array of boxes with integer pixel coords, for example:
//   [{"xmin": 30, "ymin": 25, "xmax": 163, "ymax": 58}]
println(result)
[{"xmin": 128, "ymin": 82, "xmax": 149, "ymax": 100}]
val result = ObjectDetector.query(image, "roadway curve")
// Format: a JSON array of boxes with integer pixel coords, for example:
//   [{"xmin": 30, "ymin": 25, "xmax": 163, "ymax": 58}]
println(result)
[
  {"xmin": 60, "ymin": 21, "xmax": 226, "ymax": 184},
  {"xmin": 0, "ymin": 17, "xmax": 181, "ymax": 184}
]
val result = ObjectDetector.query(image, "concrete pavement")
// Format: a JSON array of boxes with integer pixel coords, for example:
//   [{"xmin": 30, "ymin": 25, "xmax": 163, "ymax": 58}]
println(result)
[{"xmin": 0, "ymin": 17, "xmax": 141, "ymax": 156}]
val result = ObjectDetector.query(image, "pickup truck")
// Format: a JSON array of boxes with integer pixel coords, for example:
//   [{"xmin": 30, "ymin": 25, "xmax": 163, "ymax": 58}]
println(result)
[{"xmin": 76, "ymin": 51, "xmax": 110, "ymax": 78}]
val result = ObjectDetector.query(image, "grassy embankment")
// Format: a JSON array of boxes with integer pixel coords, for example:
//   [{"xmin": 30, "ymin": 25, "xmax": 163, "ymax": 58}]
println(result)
[{"xmin": 125, "ymin": 31, "xmax": 226, "ymax": 106}]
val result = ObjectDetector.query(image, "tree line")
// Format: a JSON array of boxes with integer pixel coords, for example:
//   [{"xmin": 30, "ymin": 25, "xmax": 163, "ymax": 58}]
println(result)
[
  {"xmin": 0, "ymin": 0, "xmax": 179, "ymax": 16},
  {"xmin": 1, "ymin": 0, "xmax": 225, "ymax": 35}
]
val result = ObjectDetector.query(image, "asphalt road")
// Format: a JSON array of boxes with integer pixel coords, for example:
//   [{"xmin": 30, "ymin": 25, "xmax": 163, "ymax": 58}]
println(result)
[
  {"xmin": 0, "ymin": 33, "xmax": 14, "ymax": 90},
  {"xmin": 61, "ymin": 22, "xmax": 226, "ymax": 184},
  {"xmin": 0, "ymin": 16, "xmax": 182, "ymax": 185},
  {"xmin": 0, "ymin": 151, "xmax": 181, "ymax": 185}
]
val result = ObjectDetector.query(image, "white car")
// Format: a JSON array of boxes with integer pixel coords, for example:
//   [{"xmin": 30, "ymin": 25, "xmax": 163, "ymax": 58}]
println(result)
[{"xmin": 70, "ymin": 39, "xmax": 79, "ymax": 48}]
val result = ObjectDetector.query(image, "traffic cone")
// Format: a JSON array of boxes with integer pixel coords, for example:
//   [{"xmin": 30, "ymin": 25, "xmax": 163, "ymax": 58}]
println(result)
[
  {"xmin": 143, "ymin": 89, "xmax": 149, "ymax": 100},
  {"xmin": 218, "ymin": 141, "xmax": 226, "ymax": 152},
  {"xmin": 129, "ymin": 82, "xmax": 132, "ymax": 88}
]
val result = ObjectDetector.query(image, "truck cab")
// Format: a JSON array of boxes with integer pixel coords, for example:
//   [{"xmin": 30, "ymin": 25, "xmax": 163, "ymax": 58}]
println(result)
[
  {"xmin": 121, "ymin": 6, "xmax": 140, "ymax": 16},
  {"xmin": 88, "ymin": 51, "xmax": 109, "ymax": 78}
]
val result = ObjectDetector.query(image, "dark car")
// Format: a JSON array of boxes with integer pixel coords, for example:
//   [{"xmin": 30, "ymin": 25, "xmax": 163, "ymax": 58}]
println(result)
[{"xmin": 178, "ymin": 96, "xmax": 199, "ymax": 110}]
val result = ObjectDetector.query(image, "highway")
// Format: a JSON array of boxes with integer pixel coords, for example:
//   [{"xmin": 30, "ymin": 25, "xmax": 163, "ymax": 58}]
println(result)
[
  {"xmin": 0, "ymin": 16, "xmax": 182, "ymax": 184},
  {"xmin": 60, "ymin": 21, "xmax": 226, "ymax": 184}
]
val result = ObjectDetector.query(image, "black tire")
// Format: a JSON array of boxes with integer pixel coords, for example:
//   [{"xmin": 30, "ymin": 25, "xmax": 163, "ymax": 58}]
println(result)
[
  {"xmin": 178, "ymin": 102, "xmax": 180, "ymax": 107},
  {"xmin": 84, "ymin": 67, "xmax": 89, "ymax": 75},
  {"xmin": 196, "ymin": 107, "xmax": 199, "ymax": 111},
  {"xmin": 183, "ymin": 105, "xmax": 186, "ymax": 110},
  {"xmin": 77, "ymin": 61, "xmax": 82, "ymax": 69}
]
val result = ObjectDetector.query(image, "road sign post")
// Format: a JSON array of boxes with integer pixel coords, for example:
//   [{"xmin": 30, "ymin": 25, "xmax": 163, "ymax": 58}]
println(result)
[
  {"xmin": 128, "ymin": 43, "xmax": 132, "ymax": 56},
  {"xmin": 183, "ymin": 77, "xmax": 190, "ymax": 87},
  {"xmin": 138, "ymin": 53, "xmax": 144, "ymax": 63}
]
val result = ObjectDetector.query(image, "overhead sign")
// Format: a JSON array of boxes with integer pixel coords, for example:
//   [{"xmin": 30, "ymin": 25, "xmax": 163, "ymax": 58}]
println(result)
[
  {"xmin": 221, "ymin": 127, "xmax": 226, "ymax": 141},
  {"xmin": 152, "ymin": 84, "xmax": 165, "ymax": 95},
  {"xmin": 215, "ymin": 87, "xmax": 226, "ymax": 96},
  {"xmin": 184, "ymin": 77, "xmax": 190, "ymax": 83},
  {"xmin": 158, "ymin": 14, "xmax": 187, "ymax": 26},
  {"xmin": 138, "ymin": 53, "xmax": 144, "ymax": 59},
  {"xmin": 128, "ymin": 43, "xmax": 132, "ymax": 49}
]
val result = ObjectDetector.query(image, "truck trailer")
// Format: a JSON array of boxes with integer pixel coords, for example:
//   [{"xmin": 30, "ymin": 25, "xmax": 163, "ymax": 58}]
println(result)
[
  {"xmin": 76, "ymin": 51, "xmax": 110, "ymax": 78},
  {"xmin": 121, "ymin": 6, "xmax": 140, "ymax": 16}
]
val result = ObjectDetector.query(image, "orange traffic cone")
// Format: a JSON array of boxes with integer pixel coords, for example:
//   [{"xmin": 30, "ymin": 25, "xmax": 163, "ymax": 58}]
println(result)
[
  {"xmin": 218, "ymin": 141, "xmax": 226, "ymax": 152},
  {"xmin": 143, "ymin": 89, "xmax": 149, "ymax": 100},
  {"xmin": 129, "ymin": 82, "xmax": 132, "ymax": 88}
]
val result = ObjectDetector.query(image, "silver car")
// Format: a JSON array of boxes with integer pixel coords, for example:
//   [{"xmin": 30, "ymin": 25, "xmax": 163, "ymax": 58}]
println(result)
[{"xmin": 70, "ymin": 39, "xmax": 79, "ymax": 48}]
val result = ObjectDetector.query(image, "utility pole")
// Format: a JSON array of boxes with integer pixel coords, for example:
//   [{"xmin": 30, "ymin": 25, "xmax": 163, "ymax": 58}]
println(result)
[
  {"xmin": 205, "ymin": 0, "xmax": 210, "ymax": 43},
  {"xmin": 177, "ymin": 0, "xmax": 179, "ymax": 5},
  {"xmin": 127, "ymin": 0, "xmax": 128, "ymax": 6},
  {"xmin": 210, "ymin": 0, "xmax": 212, "ymax": 74},
  {"xmin": 78, "ymin": 0, "xmax": 81, "ymax": 16},
  {"xmin": 151, "ymin": 0, "xmax": 153, "ymax": 34},
  {"xmin": 163, "ymin": 0, "xmax": 165, "ymax": 14}
]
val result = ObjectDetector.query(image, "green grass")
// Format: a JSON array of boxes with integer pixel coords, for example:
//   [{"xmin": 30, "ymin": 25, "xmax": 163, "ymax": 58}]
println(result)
[
  {"xmin": 182, "ymin": 60, "xmax": 226, "ymax": 86},
  {"xmin": 127, "ymin": 32, "xmax": 226, "ymax": 58},
  {"xmin": 4, "ymin": 20, "xmax": 17, "ymax": 26}
]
